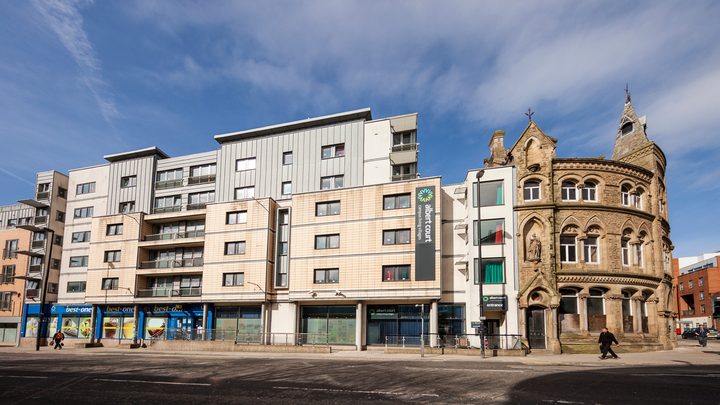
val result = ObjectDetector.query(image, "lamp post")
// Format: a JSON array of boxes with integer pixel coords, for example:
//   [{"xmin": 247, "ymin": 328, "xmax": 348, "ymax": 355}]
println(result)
[
  {"xmin": 17, "ymin": 224, "xmax": 54, "ymax": 351},
  {"xmin": 416, "ymin": 303, "xmax": 425, "ymax": 358},
  {"xmin": 476, "ymin": 169, "xmax": 486, "ymax": 358}
]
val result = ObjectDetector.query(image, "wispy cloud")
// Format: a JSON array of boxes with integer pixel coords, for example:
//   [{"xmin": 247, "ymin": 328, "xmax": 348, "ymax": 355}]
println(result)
[
  {"xmin": 31, "ymin": 0, "xmax": 119, "ymax": 123},
  {"xmin": 0, "ymin": 167, "xmax": 36, "ymax": 187}
]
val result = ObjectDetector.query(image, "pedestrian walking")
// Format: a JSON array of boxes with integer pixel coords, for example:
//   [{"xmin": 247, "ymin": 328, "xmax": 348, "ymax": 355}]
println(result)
[
  {"xmin": 52, "ymin": 330, "xmax": 65, "ymax": 350},
  {"xmin": 696, "ymin": 325, "xmax": 709, "ymax": 347},
  {"xmin": 598, "ymin": 327, "xmax": 619, "ymax": 359},
  {"xmin": 197, "ymin": 325, "xmax": 204, "ymax": 341}
]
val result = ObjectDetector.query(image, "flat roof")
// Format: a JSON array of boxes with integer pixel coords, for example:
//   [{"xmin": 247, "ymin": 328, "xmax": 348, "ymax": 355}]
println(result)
[
  {"xmin": 214, "ymin": 108, "xmax": 372, "ymax": 144},
  {"xmin": 104, "ymin": 147, "xmax": 169, "ymax": 162}
]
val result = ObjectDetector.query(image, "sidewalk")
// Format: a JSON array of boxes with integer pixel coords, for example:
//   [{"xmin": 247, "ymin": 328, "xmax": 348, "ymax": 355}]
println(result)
[{"xmin": 4, "ymin": 340, "xmax": 718, "ymax": 367}]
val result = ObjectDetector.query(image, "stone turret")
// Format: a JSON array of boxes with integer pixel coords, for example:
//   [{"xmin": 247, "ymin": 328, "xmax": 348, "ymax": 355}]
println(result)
[{"xmin": 486, "ymin": 130, "xmax": 508, "ymax": 167}]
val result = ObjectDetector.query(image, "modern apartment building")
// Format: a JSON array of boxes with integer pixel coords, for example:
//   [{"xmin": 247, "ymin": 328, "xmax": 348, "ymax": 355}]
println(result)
[
  {"xmin": 673, "ymin": 254, "xmax": 720, "ymax": 329},
  {"xmin": 2, "ymin": 171, "xmax": 67, "ymax": 343}
]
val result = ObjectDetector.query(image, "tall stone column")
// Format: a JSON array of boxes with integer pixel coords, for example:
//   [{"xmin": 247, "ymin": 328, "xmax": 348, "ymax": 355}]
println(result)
[
  {"xmin": 605, "ymin": 294, "xmax": 623, "ymax": 334},
  {"xmin": 578, "ymin": 292, "xmax": 589, "ymax": 335},
  {"xmin": 355, "ymin": 302, "xmax": 364, "ymax": 351},
  {"xmin": 519, "ymin": 305, "xmax": 527, "ymax": 340},
  {"xmin": 429, "ymin": 301, "xmax": 438, "ymax": 348},
  {"xmin": 632, "ymin": 297, "xmax": 643, "ymax": 334},
  {"xmin": 549, "ymin": 305, "xmax": 562, "ymax": 354},
  {"xmin": 647, "ymin": 298, "xmax": 659, "ymax": 337}
]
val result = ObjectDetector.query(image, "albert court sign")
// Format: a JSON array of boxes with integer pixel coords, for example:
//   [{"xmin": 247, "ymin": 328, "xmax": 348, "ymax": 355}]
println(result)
[{"xmin": 415, "ymin": 186, "xmax": 436, "ymax": 281}]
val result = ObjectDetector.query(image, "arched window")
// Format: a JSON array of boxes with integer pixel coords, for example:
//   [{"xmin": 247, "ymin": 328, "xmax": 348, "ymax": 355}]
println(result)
[
  {"xmin": 635, "ymin": 235, "xmax": 645, "ymax": 268},
  {"xmin": 523, "ymin": 180, "xmax": 541, "ymax": 201},
  {"xmin": 561, "ymin": 181, "xmax": 577, "ymax": 201},
  {"xmin": 621, "ymin": 184, "xmax": 631, "ymax": 206},
  {"xmin": 634, "ymin": 188, "xmax": 644, "ymax": 209},
  {"xmin": 560, "ymin": 235, "xmax": 577, "ymax": 263},
  {"xmin": 621, "ymin": 290, "xmax": 634, "ymax": 333},
  {"xmin": 621, "ymin": 238, "xmax": 630, "ymax": 266},
  {"xmin": 559, "ymin": 288, "xmax": 579, "ymax": 315},
  {"xmin": 582, "ymin": 181, "xmax": 597, "ymax": 202},
  {"xmin": 583, "ymin": 236, "xmax": 599, "ymax": 264},
  {"xmin": 621, "ymin": 122, "xmax": 633, "ymax": 135},
  {"xmin": 588, "ymin": 288, "xmax": 606, "ymax": 332}
]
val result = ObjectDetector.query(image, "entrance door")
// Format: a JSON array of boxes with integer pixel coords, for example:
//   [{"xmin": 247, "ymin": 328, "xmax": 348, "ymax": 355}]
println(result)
[{"xmin": 526, "ymin": 307, "xmax": 546, "ymax": 349}]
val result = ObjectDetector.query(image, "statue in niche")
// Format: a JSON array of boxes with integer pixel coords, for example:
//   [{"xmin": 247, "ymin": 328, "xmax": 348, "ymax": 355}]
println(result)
[{"xmin": 528, "ymin": 233, "xmax": 542, "ymax": 262}]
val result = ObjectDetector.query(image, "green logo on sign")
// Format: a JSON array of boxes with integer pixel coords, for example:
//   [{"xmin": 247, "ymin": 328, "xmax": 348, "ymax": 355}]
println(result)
[{"xmin": 418, "ymin": 188, "xmax": 433, "ymax": 203}]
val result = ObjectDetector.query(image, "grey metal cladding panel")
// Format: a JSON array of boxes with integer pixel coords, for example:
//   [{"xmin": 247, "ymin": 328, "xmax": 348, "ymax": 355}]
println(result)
[
  {"xmin": 155, "ymin": 151, "xmax": 217, "ymax": 171},
  {"xmin": 108, "ymin": 157, "xmax": 155, "ymax": 214}
]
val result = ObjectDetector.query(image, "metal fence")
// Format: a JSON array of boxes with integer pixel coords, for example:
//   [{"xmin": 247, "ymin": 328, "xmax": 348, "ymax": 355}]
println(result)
[
  {"xmin": 157, "ymin": 329, "xmax": 330, "ymax": 346},
  {"xmin": 384, "ymin": 333, "xmax": 523, "ymax": 350}
]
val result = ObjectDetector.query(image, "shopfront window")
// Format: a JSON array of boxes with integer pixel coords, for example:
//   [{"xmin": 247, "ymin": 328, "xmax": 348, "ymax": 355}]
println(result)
[
  {"xmin": 62, "ymin": 316, "xmax": 92, "ymax": 339},
  {"xmin": 438, "ymin": 305, "xmax": 465, "ymax": 338},
  {"xmin": 103, "ymin": 317, "xmax": 135, "ymax": 339},
  {"xmin": 366, "ymin": 305, "xmax": 429, "ymax": 345},
  {"xmin": 301, "ymin": 306, "xmax": 356, "ymax": 345},
  {"xmin": 215, "ymin": 306, "xmax": 262, "ymax": 342}
]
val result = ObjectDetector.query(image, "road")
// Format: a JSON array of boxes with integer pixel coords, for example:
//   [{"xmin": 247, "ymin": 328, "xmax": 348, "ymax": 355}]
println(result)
[{"xmin": 1, "ymin": 350, "xmax": 719, "ymax": 404}]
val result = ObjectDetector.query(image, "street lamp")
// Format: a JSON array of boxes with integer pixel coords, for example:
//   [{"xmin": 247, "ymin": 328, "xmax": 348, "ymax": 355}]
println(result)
[
  {"xmin": 476, "ymin": 169, "xmax": 486, "ymax": 358},
  {"xmin": 17, "ymin": 224, "xmax": 55, "ymax": 351},
  {"xmin": 415, "ymin": 303, "xmax": 425, "ymax": 358}
]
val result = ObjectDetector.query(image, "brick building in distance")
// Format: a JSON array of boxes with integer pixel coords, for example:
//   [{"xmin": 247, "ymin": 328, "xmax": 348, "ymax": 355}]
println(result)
[{"xmin": 673, "ymin": 253, "xmax": 720, "ymax": 330}]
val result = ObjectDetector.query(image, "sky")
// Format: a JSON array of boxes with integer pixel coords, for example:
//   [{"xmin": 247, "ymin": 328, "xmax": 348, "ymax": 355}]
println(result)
[{"xmin": 0, "ymin": 0, "xmax": 718, "ymax": 258}]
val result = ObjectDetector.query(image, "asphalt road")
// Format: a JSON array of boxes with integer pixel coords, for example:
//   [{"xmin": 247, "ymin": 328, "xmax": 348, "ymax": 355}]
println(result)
[{"xmin": 1, "ymin": 351, "xmax": 719, "ymax": 404}]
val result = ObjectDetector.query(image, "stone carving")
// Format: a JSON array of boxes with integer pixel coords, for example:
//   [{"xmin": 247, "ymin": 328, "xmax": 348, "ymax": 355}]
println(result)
[{"xmin": 528, "ymin": 233, "xmax": 542, "ymax": 262}]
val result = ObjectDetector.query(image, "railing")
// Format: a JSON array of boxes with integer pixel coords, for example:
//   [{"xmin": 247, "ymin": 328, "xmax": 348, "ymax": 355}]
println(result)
[
  {"xmin": 26, "ymin": 288, "xmax": 39, "ymax": 298},
  {"xmin": 155, "ymin": 179, "xmax": 183, "ymax": 189},
  {"xmin": 28, "ymin": 264, "xmax": 43, "ymax": 273},
  {"xmin": 384, "ymin": 333, "xmax": 523, "ymax": 351},
  {"xmin": 150, "ymin": 329, "xmax": 330, "ymax": 346},
  {"xmin": 152, "ymin": 205, "xmax": 182, "ymax": 214},
  {"xmin": 391, "ymin": 173, "xmax": 418, "ymax": 181},
  {"xmin": 144, "ymin": 230, "xmax": 205, "ymax": 241},
  {"xmin": 139, "ymin": 257, "xmax": 204, "ymax": 269},
  {"xmin": 136, "ymin": 286, "xmax": 202, "ymax": 297},
  {"xmin": 187, "ymin": 174, "xmax": 216, "ymax": 185},
  {"xmin": 391, "ymin": 143, "xmax": 418, "ymax": 152},
  {"xmin": 34, "ymin": 215, "xmax": 48, "ymax": 225},
  {"xmin": 2, "ymin": 249, "xmax": 18, "ymax": 259},
  {"xmin": 36, "ymin": 191, "xmax": 50, "ymax": 200},
  {"xmin": 186, "ymin": 202, "xmax": 209, "ymax": 211},
  {"xmin": 31, "ymin": 240, "xmax": 46, "ymax": 249}
]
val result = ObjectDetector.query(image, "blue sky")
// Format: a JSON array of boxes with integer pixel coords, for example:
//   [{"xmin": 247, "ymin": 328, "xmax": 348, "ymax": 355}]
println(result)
[{"xmin": 0, "ymin": 0, "xmax": 718, "ymax": 258}]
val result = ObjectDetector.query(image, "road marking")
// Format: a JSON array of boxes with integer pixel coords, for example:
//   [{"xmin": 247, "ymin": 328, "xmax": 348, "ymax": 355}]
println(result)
[
  {"xmin": 273, "ymin": 386, "xmax": 439, "ymax": 397},
  {"xmin": 94, "ymin": 378, "xmax": 211, "ymax": 386},
  {"xmin": 403, "ymin": 366, "xmax": 525, "ymax": 373},
  {"xmin": 630, "ymin": 373, "xmax": 720, "ymax": 378},
  {"xmin": 0, "ymin": 375, "xmax": 48, "ymax": 379}
]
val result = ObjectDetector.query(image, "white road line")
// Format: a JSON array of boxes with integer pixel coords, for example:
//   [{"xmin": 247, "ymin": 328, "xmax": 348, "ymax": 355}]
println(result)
[
  {"xmin": 94, "ymin": 378, "xmax": 211, "ymax": 386},
  {"xmin": 0, "ymin": 375, "xmax": 49, "ymax": 379},
  {"xmin": 273, "ymin": 386, "xmax": 439, "ymax": 397}
]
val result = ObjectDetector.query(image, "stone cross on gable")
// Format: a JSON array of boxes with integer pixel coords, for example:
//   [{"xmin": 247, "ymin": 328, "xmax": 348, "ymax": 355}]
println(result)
[{"xmin": 525, "ymin": 108, "xmax": 534, "ymax": 122}]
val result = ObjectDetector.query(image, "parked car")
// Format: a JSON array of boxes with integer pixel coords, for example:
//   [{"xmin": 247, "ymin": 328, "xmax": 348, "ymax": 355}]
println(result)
[{"xmin": 681, "ymin": 327, "xmax": 719, "ymax": 339}]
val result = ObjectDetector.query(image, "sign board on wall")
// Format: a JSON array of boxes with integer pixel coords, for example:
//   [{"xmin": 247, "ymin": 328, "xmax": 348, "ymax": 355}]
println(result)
[
  {"xmin": 482, "ymin": 296, "xmax": 508, "ymax": 311},
  {"xmin": 415, "ymin": 186, "xmax": 436, "ymax": 281}
]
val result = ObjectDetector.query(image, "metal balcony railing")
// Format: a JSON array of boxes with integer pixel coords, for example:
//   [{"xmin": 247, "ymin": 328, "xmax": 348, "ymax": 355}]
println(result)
[
  {"xmin": 28, "ymin": 264, "xmax": 43, "ymax": 273},
  {"xmin": 391, "ymin": 143, "xmax": 418, "ymax": 152},
  {"xmin": 31, "ymin": 240, "xmax": 46, "ymax": 249},
  {"xmin": 186, "ymin": 202, "xmax": 209, "ymax": 211},
  {"xmin": 144, "ymin": 230, "xmax": 205, "ymax": 241},
  {"xmin": 152, "ymin": 205, "xmax": 182, "ymax": 214},
  {"xmin": 2, "ymin": 249, "xmax": 18, "ymax": 259},
  {"xmin": 139, "ymin": 258, "xmax": 203, "ymax": 269},
  {"xmin": 136, "ymin": 286, "xmax": 202, "ymax": 297},
  {"xmin": 34, "ymin": 215, "xmax": 48, "ymax": 225},
  {"xmin": 36, "ymin": 191, "xmax": 50, "ymax": 200},
  {"xmin": 155, "ymin": 179, "xmax": 184, "ymax": 190},
  {"xmin": 187, "ymin": 174, "xmax": 216, "ymax": 185},
  {"xmin": 26, "ymin": 288, "xmax": 39, "ymax": 298},
  {"xmin": 391, "ymin": 173, "xmax": 418, "ymax": 181}
]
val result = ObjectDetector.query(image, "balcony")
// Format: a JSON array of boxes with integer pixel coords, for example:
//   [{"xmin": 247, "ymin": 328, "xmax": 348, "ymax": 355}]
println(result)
[
  {"xmin": 36, "ymin": 191, "xmax": 50, "ymax": 201},
  {"xmin": 155, "ymin": 179, "xmax": 183, "ymax": 190},
  {"xmin": 31, "ymin": 240, "xmax": 46, "ymax": 249},
  {"xmin": 391, "ymin": 143, "xmax": 418, "ymax": 153},
  {"xmin": 144, "ymin": 230, "xmax": 205, "ymax": 242},
  {"xmin": 28, "ymin": 264, "xmax": 43, "ymax": 273},
  {"xmin": 392, "ymin": 173, "xmax": 418, "ymax": 182},
  {"xmin": 186, "ymin": 202, "xmax": 209, "ymax": 211},
  {"xmin": 139, "ymin": 258, "xmax": 203, "ymax": 269},
  {"xmin": 187, "ymin": 174, "xmax": 216, "ymax": 185},
  {"xmin": 390, "ymin": 143, "xmax": 418, "ymax": 166},
  {"xmin": 26, "ymin": 288, "xmax": 39, "ymax": 299},
  {"xmin": 2, "ymin": 249, "xmax": 18, "ymax": 259},
  {"xmin": 34, "ymin": 215, "xmax": 48, "ymax": 225},
  {"xmin": 136, "ymin": 286, "xmax": 202, "ymax": 298},
  {"xmin": 682, "ymin": 309, "xmax": 695, "ymax": 316},
  {"xmin": 152, "ymin": 206, "xmax": 182, "ymax": 214}
]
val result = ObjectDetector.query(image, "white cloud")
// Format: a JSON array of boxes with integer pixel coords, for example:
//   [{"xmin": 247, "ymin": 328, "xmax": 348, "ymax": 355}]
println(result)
[{"xmin": 31, "ymin": 0, "xmax": 119, "ymax": 122}]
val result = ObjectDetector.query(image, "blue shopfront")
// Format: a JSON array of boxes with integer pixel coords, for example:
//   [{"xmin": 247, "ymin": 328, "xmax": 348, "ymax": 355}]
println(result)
[
  {"xmin": 137, "ymin": 303, "xmax": 210, "ymax": 340},
  {"xmin": 22, "ymin": 304, "xmax": 93, "ymax": 339}
]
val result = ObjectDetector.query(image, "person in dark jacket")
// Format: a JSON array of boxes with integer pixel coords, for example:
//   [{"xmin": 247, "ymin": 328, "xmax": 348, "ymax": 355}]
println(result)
[
  {"xmin": 52, "ymin": 330, "xmax": 65, "ymax": 350},
  {"xmin": 696, "ymin": 325, "xmax": 709, "ymax": 347},
  {"xmin": 598, "ymin": 327, "xmax": 619, "ymax": 359}
]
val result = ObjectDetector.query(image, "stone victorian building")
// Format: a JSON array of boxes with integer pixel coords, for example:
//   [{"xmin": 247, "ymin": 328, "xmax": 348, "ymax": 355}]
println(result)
[{"xmin": 487, "ymin": 94, "xmax": 675, "ymax": 353}]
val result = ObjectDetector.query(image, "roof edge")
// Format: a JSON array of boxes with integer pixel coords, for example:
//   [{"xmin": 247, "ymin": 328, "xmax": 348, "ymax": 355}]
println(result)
[{"xmin": 104, "ymin": 147, "xmax": 169, "ymax": 162}]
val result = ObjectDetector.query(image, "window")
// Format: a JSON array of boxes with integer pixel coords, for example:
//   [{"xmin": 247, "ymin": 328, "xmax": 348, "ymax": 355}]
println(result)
[
  {"xmin": 383, "ymin": 265, "xmax": 410, "ymax": 281},
  {"xmin": 633, "ymin": 188, "xmax": 644, "ymax": 209},
  {"xmin": 473, "ymin": 180, "xmax": 504, "ymax": 207},
  {"xmin": 316, "ymin": 201, "xmax": 341, "ymax": 216},
  {"xmin": 679, "ymin": 282, "xmax": 684, "ymax": 292},
  {"xmin": 6, "ymin": 218, "xmax": 17, "ymax": 227},
  {"xmin": 621, "ymin": 121, "xmax": 633, "ymax": 135},
  {"xmin": 473, "ymin": 219, "xmax": 505, "ymax": 245},
  {"xmin": 392, "ymin": 163, "xmax": 417, "ymax": 179},
  {"xmin": 38, "ymin": 183, "xmax": 50, "ymax": 192},
  {"xmin": 119, "ymin": 201, "xmax": 135, "ymax": 213},
  {"xmin": 320, "ymin": 175, "xmax": 344, "ymax": 190},
  {"xmin": 51, "ymin": 259, "xmax": 60, "ymax": 269},
  {"xmin": 281, "ymin": 181, "xmax": 292, "ymax": 196},
  {"xmin": 560, "ymin": 236, "xmax": 577, "ymax": 263},
  {"xmin": 36, "ymin": 207, "xmax": 48, "ymax": 218},
  {"xmin": 701, "ymin": 304, "xmax": 706, "ymax": 314},
  {"xmin": 474, "ymin": 258, "xmax": 505, "ymax": 284},
  {"xmin": 315, "ymin": 234, "xmax": 340, "ymax": 250},
  {"xmin": 156, "ymin": 168, "xmax": 183, "ymax": 182},
  {"xmin": 587, "ymin": 288, "xmax": 606, "ymax": 315},
  {"xmin": 56, "ymin": 211, "xmax": 65, "ymax": 222},
  {"xmin": 621, "ymin": 239, "xmax": 630, "ymax": 266},
  {"xmin": 1, "ymin": 265, "xmax": 15, "ymax": 284},
  {"xmin": 74, "ymin": 206, "xmax": 94, "ymax": 218},
  {"xmin": 699, "ymin": 277, "xmax": 704, "ymax": 287},
  {"xmin": 383, "ymin": 229, "xmax": 411, "ymax": 245},
  {"xmin": 283, "ymin": 151, "xmax": 293, "ymax": 165},
  {"xmin": 69, "ymin": 256, "xmax": 89, "ymax": 267},
  {"xmin": 700, "ymin": 292, "xmax": 705, "ymax": 300},
  {"xmin": 234, "ymin": 186, "xmax": 255, "ymax": 200},
  {"xmin": 321, "ymin": 143, "xmax": 345, "ymax": 159},
  {"xmin": 583, "ymin": 236, "xmax": 599, "ymax": 264},
  {"xmin": 689, "ymin": 280, "xmax": 694, "ymax": 289},
  {"xmin": 76, "ymin": 182, "xmax": 96, "ymax": 194},
  {"xmin": 66, "ymin": 281, "xmax": 86, "ymax": 293},
  {"xmin": 621, "ymin": 185, "xmax": 631, "ymax": 206},
  {"xmin": 223, "ymin": 272, "xmax": 244, "ymax": 286},
  {"xmin": 523, "ymin": 180, "xmax": 541, "ymax": 201},
  {"xmin": 559, "ymin": 288, "xmax": 579, "ymax": 314},
  {"xmin": 0, "ymin": 292, "xmax": 12, "ymax": 311},
  {"xmin": 393, "ymin": 131, "xmax": 416, "ymax": 146},
  {"xmin": 53, "ymin": 235, "xmax": 63, "ymax": 246},
  {"xmin": 121, "ymin": 175, "xmax": 137, "ymax": 188},
  {"xmin": 188, "ymin": 191, "xmax": 215, "ymax": 208},
  {"xmin": 189, "ymin": 164, "xmax": 216, "ymax": 178},
  {"xmin": 226, "ymin": 211, "xmax": 247, "ymax": 225},
  {"xmin": 224, "ymin": 241, "xmax": 246, "ymax": 255},
  {"xmin": 635, "ymin": 243, "xmax": 643, "ymax": 267},
  {"xmin": 314, "ymin": 268, "xmax": 339, "ymax": 284},
  {"xmin": 582, "ymin": 182, "xmax": 597, "ymax": 201},
  {"xmin": 106, "ymin": 223, "xmax": 123, "ymax": 236},
  {"xmin": 4, "ymin": 239, "xmax": 18, "ymax": 257},
  {"xmin": 235, "ymin": 157, "xmax": 256, "ymax": 171},
  {"xmin": 154, "ymin": 195, "xmax": 181, "ymax": 212},
  {"xmin": 561, "ymin": 181, "xmax": 577, "ymax": 201},
  {"xmin": 104, "ymin": 250, "xmax": 121, "ymax": 263},
  {"xmin": 57, "ymin": 187, "xmax": 67, "ymax": 198},
  {"xmin": 102, "ymin": 278, "xmax": 119, "ymax": 290},
  {"xmin": 383, "ymin": 193, "xmax": 411, "ymax": 210}
]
